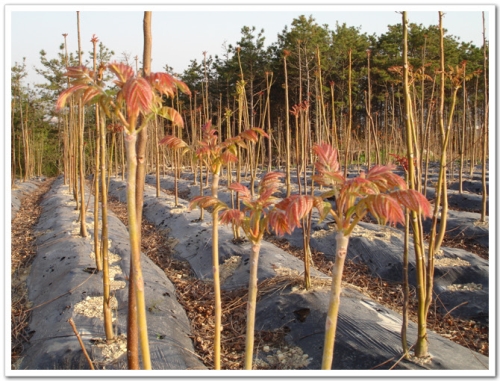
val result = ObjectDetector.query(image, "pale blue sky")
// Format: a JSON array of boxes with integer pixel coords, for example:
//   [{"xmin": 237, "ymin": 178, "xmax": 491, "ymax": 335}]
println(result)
[{"xmin": 8, "ymin": 4, "xmax": 492, "ymax": 86}]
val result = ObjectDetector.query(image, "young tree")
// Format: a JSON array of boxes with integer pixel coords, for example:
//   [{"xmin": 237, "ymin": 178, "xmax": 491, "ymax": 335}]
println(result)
[
  {"xmin": 56, "ymin": 62, "xmax": 189, "ymax": 370},
  {"xmin": 277, "ymin": 142, "xmax": 431, "ymax": 368},
  {"xmin": 191, "ymin": 168, "xmax": 317, "ymax": 370},
  {"xmin": 188, "ymin": 121, "xmax": 266, "ymax": 369}
]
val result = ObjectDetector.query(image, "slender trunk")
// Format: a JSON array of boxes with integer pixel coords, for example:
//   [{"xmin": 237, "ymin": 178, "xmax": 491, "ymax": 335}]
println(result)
[
  {"xmin": 91, "ymin": 39, "xmax": 102, "ymax": 273},
  {"xmin": 330, "ymin": 82, "xmax": 337, "ymax": 148},
  {"xmin": 211, "ymin": 169, "xmax": 222, "ymax": 370},
  {"xmin": 265, "ymin": 72, "xmax": 273, "ymax": 172},
  {"xmin": 294, "ymin": 114, "xmax": 301, "ymax": 195},
  {"xmin": 18, "ymin": 91, "xmax": 26, "ymax": 181},
  {"xmin": 321, "ymin": 232, "xmax": 349, "ymax": 369},
  {"xmin": 135, "ymin": 10, "xmax": 151, "ymax": 228},
  {"xmin": 470, "ymin": 75, "xmax": 479, "ymax": 176},
  {"xmin": 94, "ymin": 108, "xmax": 102, "ymax": 272},
  {"xmin": 422, "ymin": 80, "xmax": 436, "ymax": 196},
  {"xmin": 71, "ymin": 99, "xmax": 78, "ymax": 201},
  {"xmin": 11, "ymin": 99, "xmax": 16, "ymax": 185},
  {"xmin": 128, "ymin": 12, "xmax": 153, "ymax": 369},
  {"xmin": 284, "ymin": 54, "xmax": 291, "ymax": 196},
  {"xmin": 155, "ymin": 116, "xmax": 160, "ymax": 198},
  {"xmin": 125, "ymin": 131, "xmax": 151, "ymax": 369},
  {"xmin": 191, "ymin": 93, "xmax": 198, "ymax": 184},
  {"xmin": 199, "ymin": 160, "xmax": 205, "ymax": 220},
  {"xmin": 344, "ymin": 50, "xmax": 352, "ymax": 178},
  {"xmin": 402, "ymin": 11, "xmax": 428, "ymax": 358},
  {"xmin": 62, "ymin": 34, "xmax": 70, "ymax": 185},
  {"xmin": 366, "ymin": 51, "xmax": 381, "ymax": 165},
  {"xmin": 302, "ymin": 212, "xmax": 312, "ymax": 290},
  {"xmin": 459, "ymin": 64, "xmax": 467, "ymax": 194},
  {"xmin": 244, "ymin": 242, "xmax": 261, "ymax": 370},
  {"xmin": 480, "ymin": 12, "xmax": 488, "ymax": 222},
  {"xmin": 430, "ymin": 12, "xmax": 454, "ymax": 259},
  {"xmin": 316, "ymin": 47, "xmax": 329, "ymax": 145},
  {"xmin": 121, "ymin": 131, "xmax": 125, "ymax": 180},
  {"xmin": 100, "ymin": 113, "xmax": 113, "ymax": 341},
  {"xmin": 76, "ymin": 12, "xmax": 87, "ymax": 237},
  {"xmin": 401, "ymin": 209, "xmax": 410, "ymax": 358},
  {"xmin": 174, "ymin": 130, "xmax": 180, "ymax": 206},
  {"xmin": 107, "ymin": 133, "xmax": 116, "ymax": 190}
]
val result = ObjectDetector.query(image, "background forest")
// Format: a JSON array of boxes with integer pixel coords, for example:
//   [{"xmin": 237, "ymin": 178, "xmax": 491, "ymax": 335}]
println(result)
[{"xmin": 11, "ymin": 14, "xmax": 487, "ymax": 182}]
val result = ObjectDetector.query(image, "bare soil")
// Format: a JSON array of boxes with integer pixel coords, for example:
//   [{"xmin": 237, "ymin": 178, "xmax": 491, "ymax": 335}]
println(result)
[
  {"xmin": 11, "ymin": 178, "xmax": 56, "ymax": 367},
  {"xmin": 11, "ymin": 178, "xmax": 488, "ymax": 370}
]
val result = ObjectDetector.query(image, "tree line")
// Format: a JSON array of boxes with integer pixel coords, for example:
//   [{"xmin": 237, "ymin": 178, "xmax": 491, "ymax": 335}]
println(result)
[{"xmin": 11, "ymin": 14, "xmax": 488, "ymax": 185}]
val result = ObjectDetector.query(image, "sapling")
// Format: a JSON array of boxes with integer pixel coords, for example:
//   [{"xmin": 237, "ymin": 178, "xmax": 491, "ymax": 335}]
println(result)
[
  {"xmin": 158, "ymin": 134, "xmax": 189, "ymax": 206},
  {"xmin": 283, "ymin": 49, "xmax": 292, "ymax": 197},
  {"xmin": 90, "ymin": 35, "xmax": 103, "ymax": 273},
  {"xmin": 189, "ymin": 121, "xmax": 267, "ymax": 369},
  {"xmin": 90, "ymin": 34, "xmax": 113, "ymax": 340},
  {"xmin": 275, "ymin": 142, "xmax": 432, "ymax": 369},
  {"xmin": 191, "ymin": 165, "xmax": 344, "ymax": 369},
  {"xmin": 57, "ymin": 62, "xmax": 189, "ymax": 369}
]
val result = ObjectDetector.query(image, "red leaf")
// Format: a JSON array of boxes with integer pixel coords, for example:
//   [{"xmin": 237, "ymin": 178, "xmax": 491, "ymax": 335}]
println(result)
[
  {"xmin": 366, "ymin": 165, "xmax": 407, "ymax": 191},
  {"xmin": 158, "ymin": 135, "xmax": 187, "ymax": 149},
  {"xmin": 148, "ymin": 72, "xmax": 176, "ymax": 98},
  {"xmin": 365, "ymin": 194, "xmax": 405, "ymax": 225},
  {"xmin": 274, "ymin": 195, "xmax": 314, "ymax": 230},
  {"xmin": 81, "ymin": 86, "xmax": 102, "ymax": 105},
  {"xmin": 267, "ymin": 209, "xmax": 292, "ymax": 236},
  {"xmin": 221, "ymin": 150, "xmax": 238, "ymax": 164},
  {"xmin": 108, "ymin": 62, "xmax": 135, "ymax": 87},
  {"xmin": 251, "ymin": 127, "xmax": 269, "ymax": 139},
  {"xmin": 189, "ymin": 195, "xmax": 227, "ymax": 212},
  {"xmin": 157, "ymin": 106, "xmax": 184, "ymax": 128},
  {"xmin": 312, "ymin": 142, "xmax": 344, "ymax": 186},
  {"xmin": 239, "ymin": 129, "xmax": 258, "ymax": 142},
  {"xmin": 175, "ymin": 79, "xmax": 191, "ymax": 96},
  {"xmin": 313, "ymin": 197, "xmax": 332, "ymax": 222},
  {"xmin": 148, "ymin": 72, "xmax": 191, "ymax": 97},
  {"xmin": 220, "ymin": 209, "xmax": 245, "ymax": 226},
  {"xmin": 391, "ymin": 189, "xmax": 432, "ymax": 219},
  {"xmin": 202, "ymin": 120, "xmax": 213, "ymax": 134},
  {"xmin": 122, "ymin": 77, "xmax": 153, "ymax": 117},
  {"xmin": 223, "ymin": 136, "xmax": 246, "ymax": 150},
  {"xmin": 258, "ymin": 172, "xmax": 284, "ymax": 196},
  {"xmin": 344, "ymin": 176, "xmax": 378, "ymax": 196},
  {"xmin": 65, "ymin": 65, "xmax": 92, "ymax": 80},
  {"xmin": 313, "ymin": 142, "xmax": 341, "ymax": 173},
  {"xmin": 196, "ymin": 145, "xmax": 211, "ymax": 158},
  {"xmin": 56, "ymin": 84, "xmax": 87, "ymax": 111},
  {"xmin": 228, "ymin": 182, "xmax": 251, "ymax": 201},
  {"xmin": 200, "ymin": 121, "xmax": 219, "ymax": 146},
  {"xmin": 312, "ymin": 169, "xmax": 344, "ymax": 187}
]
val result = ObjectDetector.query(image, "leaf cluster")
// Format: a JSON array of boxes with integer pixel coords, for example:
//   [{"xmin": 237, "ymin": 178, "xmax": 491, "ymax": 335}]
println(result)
[
  {"xmin": 310, "ymin": 142, "xmax": 432, "ymax": 235},
  {"xmin": 56, "ymin": 62, "xmax": 190, "ymax": 134}
]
